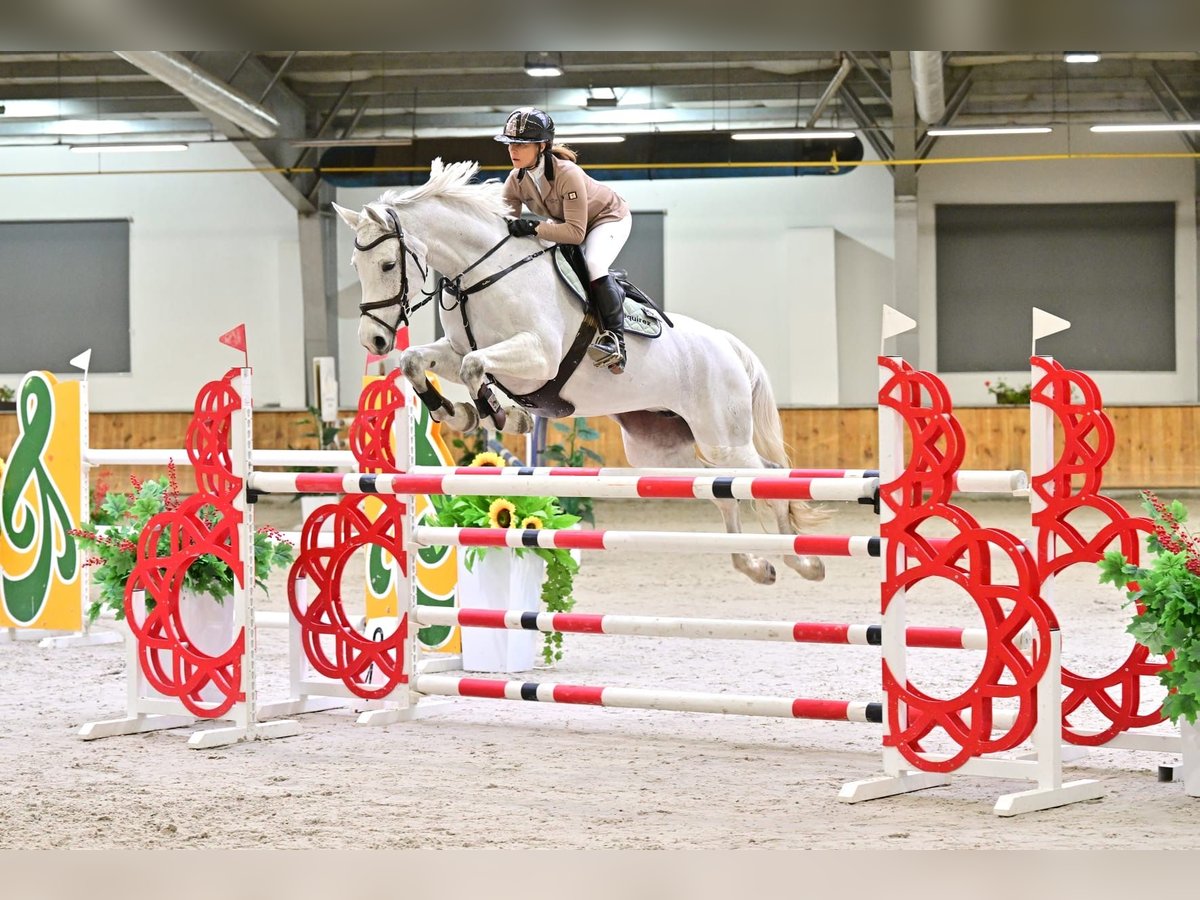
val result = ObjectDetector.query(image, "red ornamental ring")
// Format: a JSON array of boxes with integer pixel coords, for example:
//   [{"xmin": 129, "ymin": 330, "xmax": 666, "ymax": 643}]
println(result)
[
  {"xmin": 124, "ymin": 494, "xmax": 245, "ymax": 718},
  {"xmin": 289, "ymin": 494, "xmax": 409, "ymax": 699},
  {"xmin": 186, "ymin": 369, "xmax": 243, "ymax": 501},
  {"xmin": 878, "ymin": 357, "xmax": 965, "ymax": 514},
  {"xmin": 349, "ymin": 370, "xmax": 406, "ymax": 473},
  {"xmin": 1030, "ymin": 358, "xmax": 1113, "ymax": 504},
  {"xmin": 1034, "ymin": 496, "xmax": 1166, "ymax": 743},
  {"xmin": 882, "ymin": 509, "xmax": 1054, "ymax": 772}
]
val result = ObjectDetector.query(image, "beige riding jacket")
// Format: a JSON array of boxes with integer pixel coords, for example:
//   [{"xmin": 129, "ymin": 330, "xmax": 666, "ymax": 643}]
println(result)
[{"xmin": 501, "ymin": 155, "xmax": 629, "ymax": 245}]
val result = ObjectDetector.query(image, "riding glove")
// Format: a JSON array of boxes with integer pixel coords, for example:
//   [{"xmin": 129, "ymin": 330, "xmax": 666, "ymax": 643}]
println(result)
[{"xmin": 507, "ymin": 218, "xmax": 540, "ymax": 238}]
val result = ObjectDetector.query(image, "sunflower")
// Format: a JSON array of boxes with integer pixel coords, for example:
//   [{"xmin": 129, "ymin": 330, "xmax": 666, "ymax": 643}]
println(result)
[
  {"xmin": 470, "ymin": 451, "xmax": 507, "ymax": 468},
  {"xmin": 519, "ymin": 515, "xmax": 544, "ymax": 530},
  {"xmin": 487, "ymin": 498, "xmax": 518, "ymax": 528}
]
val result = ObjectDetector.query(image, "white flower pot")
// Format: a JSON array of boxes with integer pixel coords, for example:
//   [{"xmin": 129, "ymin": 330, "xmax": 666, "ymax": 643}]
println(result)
[
  {"xmin": 130, "ymin": 588, "xmax": 236, "ymax": 704},
  {"xmin": 1182, "ymin": 718, "xmax": 1200, "ymax": 798},
  {"xmin": 456, "ymin": 548, "xmax": 545, "ymax": 673},
  {"xmin": 178, "ymin": 588, "xmax": 236, "ymax": 658}
]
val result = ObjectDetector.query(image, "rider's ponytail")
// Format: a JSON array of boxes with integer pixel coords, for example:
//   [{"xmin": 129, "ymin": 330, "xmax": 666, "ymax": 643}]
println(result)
[{"xmin": 549, "ymin": 144, "xmax": 577, "ymax": 163}]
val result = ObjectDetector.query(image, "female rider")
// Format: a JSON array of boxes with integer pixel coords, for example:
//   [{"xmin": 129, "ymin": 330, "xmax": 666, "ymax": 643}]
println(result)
[{"xmin": 496, "ymin": 107, "xmax": 632, "ymax": 374}]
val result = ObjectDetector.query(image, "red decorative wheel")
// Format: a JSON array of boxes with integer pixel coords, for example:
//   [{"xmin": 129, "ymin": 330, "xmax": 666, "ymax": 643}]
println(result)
[
  {"xmin": 290, "ymin": 368, "xmax": 409, "ymax": 699},
  {"xmin": 124, "ymin": 369, "xmax": 245, "ymax": 718},
  {"xmin": 879, "ymin": 359, "xmax": 1054, "ymax": 771},
  {"xmin": 1031, "ymin": 357, "xmax": 1166, "ymax": 743},
  {"xmin": 883, "ymin": 506, "xmax": 1053, "ymax": 771},
  {"xmin": 289, "ymin": 484, "xmax": 408, "ymax": 699}
]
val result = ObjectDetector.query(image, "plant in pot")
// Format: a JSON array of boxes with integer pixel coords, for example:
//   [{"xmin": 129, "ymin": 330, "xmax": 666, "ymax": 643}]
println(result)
[
  {"xmin": 425, "ymin": 452, "xmax": 580, "ymax": 668},
  {"xmin": 1098, "ymin": 491, "xmax": 1200, "ymax": 794},
  {"xmin": 70, "ymin": 463, "xmax": 294, "ymax": 651},
  {"xmin": 540, "ymin": 417, "xmax": 604, "ymax": 526},
  {"xmin": 448, "ymin": 426, "xmax": 489, "ymax": 466},
  {"xmin": 984, "ymin": 378, "xmax": 1032, "ymax": 405},
  {"xmin": 0, "ymin": 384, "xmax": 15, "ymax": 412}
]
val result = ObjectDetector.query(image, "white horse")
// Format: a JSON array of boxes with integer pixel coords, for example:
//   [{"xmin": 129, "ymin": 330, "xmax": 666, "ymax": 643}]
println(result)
[{"xmin": 333, "ymin": 158, "xmax": 824, "ymax": 585}]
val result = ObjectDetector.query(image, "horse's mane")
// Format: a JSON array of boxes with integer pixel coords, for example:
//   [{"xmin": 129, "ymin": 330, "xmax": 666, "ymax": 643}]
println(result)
[{"xmin": 378, "ymin": 157, "xmax": 508, "ymax": 222}]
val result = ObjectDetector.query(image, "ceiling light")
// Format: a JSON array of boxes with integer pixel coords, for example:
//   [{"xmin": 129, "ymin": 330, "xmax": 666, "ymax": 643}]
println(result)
[
  {"xmin": 560, "ymin": 135, "xmax": 626, "ymax": 144},
  {"xmin": 925, "ymin": 126, "xmax": 1053, "ymax": 136},
  {"xmin": 730, "ymin": 130, "xmax": 856, "ymax": 141},
  {"xmin": 524, "ymin": 52, "xmax": 563, "ymax": 78},
  {"xmin": 1064, "ymin": 52, "xmax": 1101, "ymax": 64},
  {"xmin": 69, "ymin": 142, "xmax": 188, "ymax": 153},
  {"xmin": 585, "ymin": 87, "xmax": 619, "ymax": 109},
  {"xmin": 1090, "ymin": 122, "xmax": 1200, "ymax": 133},
  {"xmin": 46, "ymin": 119, "xmax": 133, "ymax": 135}
]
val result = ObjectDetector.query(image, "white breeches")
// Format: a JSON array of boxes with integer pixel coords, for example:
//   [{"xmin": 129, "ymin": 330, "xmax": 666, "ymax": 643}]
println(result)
[{"xmin": 582, "ymin": 215, "xmax": 633, "ymax": 281}]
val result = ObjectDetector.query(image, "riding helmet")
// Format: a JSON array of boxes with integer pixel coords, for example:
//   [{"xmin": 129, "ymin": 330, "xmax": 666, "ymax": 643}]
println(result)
[{"xmin": 494, "ymin": 107, "xmax": 555, "ymax": 145}]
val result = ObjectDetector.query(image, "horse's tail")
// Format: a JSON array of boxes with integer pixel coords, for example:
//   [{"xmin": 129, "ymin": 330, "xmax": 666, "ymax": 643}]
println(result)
[{"xmin": 722, "ymin": 331, "xmax": 827, "ymax": 531}]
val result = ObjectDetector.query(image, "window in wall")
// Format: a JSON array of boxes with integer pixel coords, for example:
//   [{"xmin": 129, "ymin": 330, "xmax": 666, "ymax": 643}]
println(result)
[
  {"xmin": 0, "ymin": 219, "xmax": 131, "ymax": 374},
  {"xmin": 936, "ymin": 203, "xmax": 1175, "ymax": 372}
]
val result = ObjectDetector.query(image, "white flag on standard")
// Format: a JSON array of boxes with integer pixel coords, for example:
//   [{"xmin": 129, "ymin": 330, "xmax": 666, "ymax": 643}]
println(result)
[
  {"xmin": 1032, "ymin": 308, "xmax": 1071, "ymax": 352},
  {"xmin": 69, "ymin": 349, "xmax": 92, "ymax": 374},
  {"xmin": 880, "ymin": 305, "xmax": 917, "ymax": 355}
]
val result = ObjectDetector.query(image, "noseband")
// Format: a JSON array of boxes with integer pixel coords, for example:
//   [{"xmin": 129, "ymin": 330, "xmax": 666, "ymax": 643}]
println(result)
[{"xmin": 354, "ymin": 207, "xmax": 429, "ymax": 338}]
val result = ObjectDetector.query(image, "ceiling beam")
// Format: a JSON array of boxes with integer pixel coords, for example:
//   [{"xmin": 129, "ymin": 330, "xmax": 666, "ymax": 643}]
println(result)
[{"xmin": 1148, "ymin": 64, "xmax": 1200, "ymax": 154}]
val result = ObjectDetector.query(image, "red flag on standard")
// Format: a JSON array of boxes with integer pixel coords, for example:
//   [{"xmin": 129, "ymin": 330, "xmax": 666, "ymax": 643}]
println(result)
[{"xmin": 218, "ymin": 324, "xmax": 247, "ymax": 352}]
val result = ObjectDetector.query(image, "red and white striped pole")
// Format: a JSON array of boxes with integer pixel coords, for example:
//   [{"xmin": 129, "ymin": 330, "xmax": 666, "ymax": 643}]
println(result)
[
  {"xmin": 413, "ymin": 606, "xmax": 1012, "ymax": 651},
  {"xmin": 411, "ymin": 674, "xmax": 1020, "ymax": 729},
  {"xmin": 247, "ymin": 471, "xmax": 878, "ymax": 502}
]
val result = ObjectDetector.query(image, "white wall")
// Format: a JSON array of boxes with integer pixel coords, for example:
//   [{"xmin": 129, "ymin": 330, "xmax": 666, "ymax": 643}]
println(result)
[
  {"xmin": 0, "ymin": 143, "xmax": 306, "ymax": 411},
  {"xmin": 919, "ymin": 124, "xmax": 1199, "ymax": 404},
  {"xmin": 336, "ymin": 157, "xmax": 897, "ymax": 407}
]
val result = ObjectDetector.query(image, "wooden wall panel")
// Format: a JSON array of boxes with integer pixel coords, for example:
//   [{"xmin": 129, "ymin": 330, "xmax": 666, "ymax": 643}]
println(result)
[
  {"xmin": 500, "ymin": 405, "xmax": 1199, "ymax": 489},
  {"xmin": 3, "ymin": 405, "xmax": 1197, "ymax": 491}
]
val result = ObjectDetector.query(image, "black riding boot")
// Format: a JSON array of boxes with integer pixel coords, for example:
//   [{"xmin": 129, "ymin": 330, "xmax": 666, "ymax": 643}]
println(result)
[{"xmin": 586, "ymin": 274, "xmax": 627, "ymax": 374}]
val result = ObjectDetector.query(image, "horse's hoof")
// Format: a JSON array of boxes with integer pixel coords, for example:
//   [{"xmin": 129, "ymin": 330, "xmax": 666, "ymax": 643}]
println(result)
[
  {"xmin": 744, "ymin": 561, "xmax": 775, "ymax": 585},
  {"xmin": 791, "ymin": 556, "xmax": 825, "ymax": 582},
  {"xmin": 447, "ymin": 403, "xmax": 479, "ymax": 433},
  {"xmin": 501, "ymin": 408, "xmax": 535, "ymax": 434}
]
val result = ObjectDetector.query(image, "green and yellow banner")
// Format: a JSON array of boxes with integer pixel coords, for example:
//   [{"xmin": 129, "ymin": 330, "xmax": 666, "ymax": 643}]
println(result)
[
  {"xmin": 0, "ymin": 372, "xmax": 83, "ymax": 630},
  {"xmin": 362, "ymin": 376, "xmax": 459, "ymax": 652}
]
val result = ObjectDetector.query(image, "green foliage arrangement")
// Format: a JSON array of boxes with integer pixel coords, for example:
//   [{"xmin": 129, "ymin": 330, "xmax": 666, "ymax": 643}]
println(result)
[
  {"xmin": 1099, "ymin": 491, "xmax": 1200, "ymax": 724},
  {"xmin": 984, "ymin": 378, "xmax": 1032, "ymax": 405},
  {"xmin": 70, "ymin": 465, "xmax": 294, "ymax": 624},
  {"xmin": 541, "ymin": 418, "xmax": 604, "ymax": 526},
  {"xmin": 425, "ymin": 458, "xmax": 580, "ymax": 665},
  {"xmin": 449, "ymin": 427, "xmax": 489, "ymax": 466},
  {"xmin": 0, "ymin": 384, "xmax": 14, "ymax": 403}
]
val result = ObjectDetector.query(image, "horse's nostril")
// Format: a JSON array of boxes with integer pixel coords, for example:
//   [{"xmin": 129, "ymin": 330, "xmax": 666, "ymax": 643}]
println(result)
[{"xmin": 373, "ymin": 336, "xmax": 388, "ymax": 353}]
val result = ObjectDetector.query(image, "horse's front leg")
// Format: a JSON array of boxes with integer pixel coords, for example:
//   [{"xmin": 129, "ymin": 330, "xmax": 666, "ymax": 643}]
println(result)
[
  {"xmin": 398, "ymin": 339, "xmax": 481, "ymax": 433},
  {"xmin": 459, "ymin": 332, "xmax": 555, "ymax": 434}
]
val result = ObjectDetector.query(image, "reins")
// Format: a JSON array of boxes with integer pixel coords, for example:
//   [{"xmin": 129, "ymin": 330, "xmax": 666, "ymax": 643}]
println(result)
[{"xmin": 354, "ymin": 206, "xmax": 549, "ymax": 352}]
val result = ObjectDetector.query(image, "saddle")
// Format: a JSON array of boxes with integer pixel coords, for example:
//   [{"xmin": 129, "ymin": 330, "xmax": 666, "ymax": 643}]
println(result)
[
  {"xmin": 488, "ymin": 244, "xmax": 673, "ymax": 419},
  {"xmin": 553, "ymin": 244, "xmax": 673, "ymax": 338}
]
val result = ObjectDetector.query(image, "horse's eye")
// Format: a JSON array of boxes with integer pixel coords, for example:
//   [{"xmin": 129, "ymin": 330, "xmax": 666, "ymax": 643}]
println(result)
[{"xmin": 382, "ymin": 261, "xmax": 396, "ymax": 272}]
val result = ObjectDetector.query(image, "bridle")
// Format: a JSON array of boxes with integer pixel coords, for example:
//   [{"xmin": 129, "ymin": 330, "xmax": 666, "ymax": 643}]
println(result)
[
  {"xmin": 353, "ymin": 207, "xmax": 430, "ymax": 338},
  {"xmin": 353, "ymin": 205, "xmax": 550, "ymax": 353}
]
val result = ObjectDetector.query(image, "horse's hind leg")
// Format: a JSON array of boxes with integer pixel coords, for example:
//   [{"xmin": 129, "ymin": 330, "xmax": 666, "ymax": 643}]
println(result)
[
  {"xmin": 764, "ymin": 484, "xmax": 825, "ymax": 581},
  {"xmin": 614, "ymin": 412, "xmax": 776, "ymax": 585}
]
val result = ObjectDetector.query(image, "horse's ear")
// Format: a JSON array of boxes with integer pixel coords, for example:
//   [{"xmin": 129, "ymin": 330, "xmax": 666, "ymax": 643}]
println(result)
[
  {"xmin": 363, "ymin": 205, "xmax": 391, "ymax": 230},
  {"xmin": 331, "ymin": 203, "xmax": 362, "ymax": 230}
]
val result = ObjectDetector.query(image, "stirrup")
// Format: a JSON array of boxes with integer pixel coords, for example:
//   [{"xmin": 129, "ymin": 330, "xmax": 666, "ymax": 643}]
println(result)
[{"xmin": 588, "ymin": 331, "xmax": 626, "ymax": 373}]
